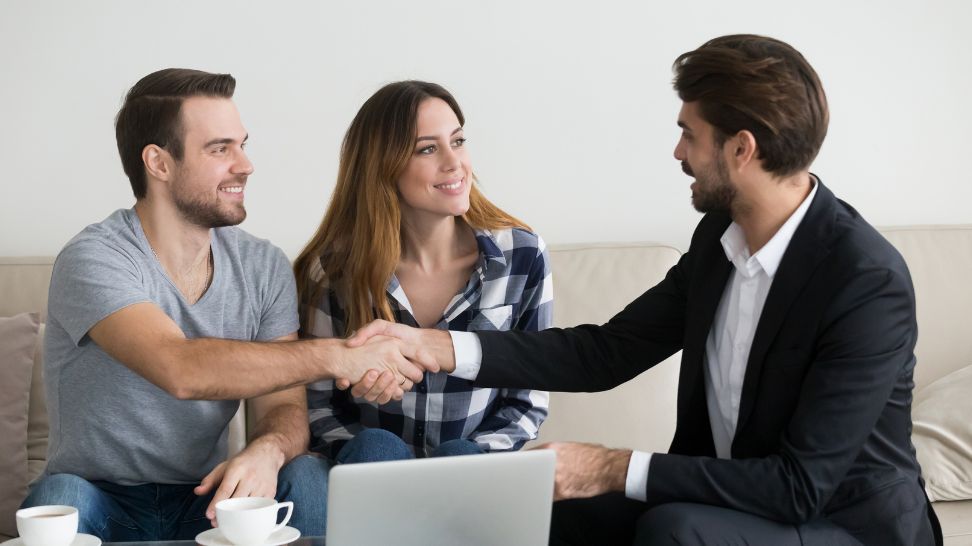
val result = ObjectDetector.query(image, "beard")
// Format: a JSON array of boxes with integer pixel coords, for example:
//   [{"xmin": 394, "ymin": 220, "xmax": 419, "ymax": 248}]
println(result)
[
  {"xmin": 684, "ymin": 152, "xmax": 735, "ymax": 214},
  {"xmin": 172, "ymin": 176, "xmax": 247, "ymax": 228}
]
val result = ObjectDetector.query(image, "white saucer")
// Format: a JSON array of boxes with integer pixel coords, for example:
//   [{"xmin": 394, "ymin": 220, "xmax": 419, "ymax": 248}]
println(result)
[
  {"xmin": 195, "ymin": 525, "xmax": 300, "ymax": 546},
  {"xmin": 0, "ymin": 533, "xmax": 101, "ymax": 546}
]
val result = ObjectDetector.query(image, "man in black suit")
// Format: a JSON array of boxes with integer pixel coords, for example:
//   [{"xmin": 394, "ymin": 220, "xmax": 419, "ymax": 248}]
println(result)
[{"xmin": 346, "ymin": 34, "xmax": 941, "ymax": 545}]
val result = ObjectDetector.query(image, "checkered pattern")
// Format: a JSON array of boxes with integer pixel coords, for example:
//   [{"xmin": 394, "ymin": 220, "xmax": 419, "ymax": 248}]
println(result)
[{"xmin": 302, "ymin": 228, "xmax": 553, "ymax": 457}]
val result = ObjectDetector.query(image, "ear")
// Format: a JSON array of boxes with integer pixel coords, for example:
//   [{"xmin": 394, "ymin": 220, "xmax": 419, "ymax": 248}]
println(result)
[
  {"xmin": 142, "ymin": 144, "xmax": 173, "ymax": 183},
  {"xmin": 725, "ymin": 130, "xmax": 758, "ymax": 171}
]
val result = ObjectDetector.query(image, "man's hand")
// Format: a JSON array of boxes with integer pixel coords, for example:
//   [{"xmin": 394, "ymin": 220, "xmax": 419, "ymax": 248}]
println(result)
[
  {"xmin": 533, "ymin": 442, "xmax": 632, "ymax": 501},
  {"xmin": 194, "ymin": 440, "xmax": 285, "ymax": 526},
  {"xmin": 340, "ymin": 320, "xmax": 456, "ymax": 399},
  {"xmin": 333, "ymin": 334, "xmax": 438, "ymax": 404}
]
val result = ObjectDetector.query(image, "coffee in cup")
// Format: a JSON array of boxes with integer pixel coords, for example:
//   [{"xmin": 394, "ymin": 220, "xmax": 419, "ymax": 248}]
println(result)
[
  {"xmin": 16, "ymin": 505, "xmax": 78, "ymax": 546},
  {"xmin": 215, "ymin": 497, "xmax": 293, "ymax": 545}
]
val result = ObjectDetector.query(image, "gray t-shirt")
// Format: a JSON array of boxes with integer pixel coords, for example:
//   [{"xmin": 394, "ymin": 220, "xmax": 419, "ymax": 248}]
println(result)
[{"xmin": 44, "ymin": 208, "xmax": 298, "ymax": 485}]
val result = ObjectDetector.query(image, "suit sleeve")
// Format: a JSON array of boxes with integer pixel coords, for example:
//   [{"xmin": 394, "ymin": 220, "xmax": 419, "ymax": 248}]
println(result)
[
  {"xmin": 475, "ymin": 246, "xmax": 690, "ymax": 392},
  {"xmin": 645, "ymin": 264, "xmax": 916, "ymax": 524}
]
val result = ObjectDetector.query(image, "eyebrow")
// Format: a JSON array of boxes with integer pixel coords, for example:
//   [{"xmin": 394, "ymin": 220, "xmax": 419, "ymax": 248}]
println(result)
[
  {"xmin": 204, "ymin": 134, "xmax": 248, "ymax": 148},
  {"xmin": 677, "ymin": 121, "xmax": 691, "ymax": 131},
  {"xmin": 416, "ymin": 126, "xmax": 463, "ymax": 142}
]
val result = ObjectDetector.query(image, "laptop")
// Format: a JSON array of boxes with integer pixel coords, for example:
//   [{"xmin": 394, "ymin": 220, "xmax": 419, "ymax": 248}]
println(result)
[{"xmin": 325, "ymin": 449, "xmax": 556, "ymax": 546}]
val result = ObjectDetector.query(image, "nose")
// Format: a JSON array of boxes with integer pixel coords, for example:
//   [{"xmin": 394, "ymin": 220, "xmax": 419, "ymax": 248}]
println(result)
[
  {"xmin": 232, "ymin": 147, "xmax": 254, "ymax": 176},
  {"xmin": 673, "ymin": 137, "xmax": 686, "ymax": 161},
  {"xmin": 440, "ymin": 145, "xmax": 461, "ymax": 173}
]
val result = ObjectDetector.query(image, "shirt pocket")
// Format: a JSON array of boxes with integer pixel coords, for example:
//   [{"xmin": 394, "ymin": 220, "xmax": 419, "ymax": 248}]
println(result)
[{"xmin": 468, "ymin": 304, "xmax": 514, "ymax": 332}]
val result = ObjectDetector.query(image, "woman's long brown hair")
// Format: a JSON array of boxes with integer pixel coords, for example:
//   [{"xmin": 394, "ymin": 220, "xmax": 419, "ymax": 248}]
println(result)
[{"xmin": 293, "ymin": 81, "xmax": 528, "ymax": 336}]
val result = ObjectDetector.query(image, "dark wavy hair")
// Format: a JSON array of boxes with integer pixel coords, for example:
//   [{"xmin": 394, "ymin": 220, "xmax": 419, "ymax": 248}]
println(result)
[{"xmin": 673, "ymin": 34, "xmax": 829, "ymax": 176}]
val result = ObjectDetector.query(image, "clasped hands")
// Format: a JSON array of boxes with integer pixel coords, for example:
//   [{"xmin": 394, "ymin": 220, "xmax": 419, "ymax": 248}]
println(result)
[
  {"xmin": 332, "ymin": 320, "xmax": 634, "ymax": 501},
  {"xmin": 334, "ymin": 320, "xmax": 454, "ymax": 403}
]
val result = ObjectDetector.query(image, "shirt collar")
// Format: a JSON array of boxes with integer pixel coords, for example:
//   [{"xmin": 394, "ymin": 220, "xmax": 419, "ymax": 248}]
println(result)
[
  {"xmin": 386, "ymin": 227, "xmax": 505, "ymax": 304},
  {"xmin": 720, "ymin": 176, "xmax": 819, "ymax": 279}
]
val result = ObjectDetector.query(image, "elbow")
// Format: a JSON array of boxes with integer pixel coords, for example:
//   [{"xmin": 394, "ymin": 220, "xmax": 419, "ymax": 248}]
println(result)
[
  {"xmin": 154, "ymin": 348, "xmax": 201, "ymax": 400},
  {"xmin": 159, "ymin": 372, "xmax": 199, "ymax": 401}
]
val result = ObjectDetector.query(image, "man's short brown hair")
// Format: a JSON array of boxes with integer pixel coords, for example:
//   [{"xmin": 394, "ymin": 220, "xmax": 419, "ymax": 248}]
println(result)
[
  {"xmin": 114, "ymin": 68, "xmax": 236, "ymax": 198},
  {"xmin": 673, "ymin": 34, "xmax": 828, "ymax": 177}
]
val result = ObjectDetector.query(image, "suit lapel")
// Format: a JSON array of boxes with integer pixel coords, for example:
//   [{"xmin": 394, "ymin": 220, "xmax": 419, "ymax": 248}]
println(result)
[
  {"xmin": 679, "ymin": 215, "xmax": 733, "ymax": 444},
  {"xmin": 734, "ymin": 181, "xmax": 837, "ymax": 436}
]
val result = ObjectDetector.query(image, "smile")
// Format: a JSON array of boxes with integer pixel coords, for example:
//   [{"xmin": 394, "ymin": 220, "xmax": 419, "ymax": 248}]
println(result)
[
  {"xmin": 219, "ymin": 186, "xmax": 244, "ymax": 194},
  {"xmin": 434, "ymin": 179, "xmax": 463, "ymax": 190}
]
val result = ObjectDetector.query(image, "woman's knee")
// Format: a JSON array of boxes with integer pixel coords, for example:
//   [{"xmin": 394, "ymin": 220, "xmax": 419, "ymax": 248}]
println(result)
[
  {"xmin": 337, "ymin": 428, "xmax": 411, "ymax": 463},
  {"xmin": 431, "ymin": 439, "xmax": 485, "ymax": 457}
]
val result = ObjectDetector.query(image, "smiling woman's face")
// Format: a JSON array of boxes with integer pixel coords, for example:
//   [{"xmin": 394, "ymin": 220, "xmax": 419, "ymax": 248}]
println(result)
[{"xmin": 396, "ymin": 98, "xmax": 473, "ymax": 222}]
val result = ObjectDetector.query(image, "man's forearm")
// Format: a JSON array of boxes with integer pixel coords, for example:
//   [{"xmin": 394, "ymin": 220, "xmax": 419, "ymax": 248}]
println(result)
[
  {"xmin": 247, "ymin": 402, "xmax": 310, "ymax": 466},
  {"xmin": 165, "ymin": 337, "xmax": 346, "ymax": 400}
]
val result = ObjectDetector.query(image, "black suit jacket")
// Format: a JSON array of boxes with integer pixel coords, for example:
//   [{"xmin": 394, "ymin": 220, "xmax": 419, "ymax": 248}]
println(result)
[{"xmin": 475, "ymin": 181, "xmax": 941, "ymax": 545}]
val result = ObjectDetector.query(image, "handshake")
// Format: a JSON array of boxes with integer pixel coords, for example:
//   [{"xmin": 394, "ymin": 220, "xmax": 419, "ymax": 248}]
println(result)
[{"xmin": 332, "ymin": 320, "xmax": 459, "ymax": 404}]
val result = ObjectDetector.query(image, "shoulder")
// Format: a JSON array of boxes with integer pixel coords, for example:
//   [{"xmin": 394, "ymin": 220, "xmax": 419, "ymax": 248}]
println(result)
[
  {"xmin": 219, "ymin": 226, "xmax": 290, "ymax": 267},
  {"xmin": 481, "ymin": 227, "xmax": 547, "ymax": 255},
  {"xmin": 55, "ymin": 209, "xmax": 144, "ymax": 273},
  {"xmin": 828, "ymin": 198, "xmax": 909, "ymax": 278},
  {"xmin": 478, "ymin": 227, "xmax": 550, "ymax": 281}
]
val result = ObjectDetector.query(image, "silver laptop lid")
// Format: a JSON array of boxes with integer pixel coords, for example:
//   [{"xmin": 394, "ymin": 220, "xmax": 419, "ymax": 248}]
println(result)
[{"xmin": 325, "ymin": 449, "xmax": 556, "ymax": 546}]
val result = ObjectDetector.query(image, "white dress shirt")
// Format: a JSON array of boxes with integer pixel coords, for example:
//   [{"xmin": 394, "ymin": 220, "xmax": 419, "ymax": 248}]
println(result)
[{"xmin": 450, "ymin": 180, "xmax": 819, "ymax": 502}]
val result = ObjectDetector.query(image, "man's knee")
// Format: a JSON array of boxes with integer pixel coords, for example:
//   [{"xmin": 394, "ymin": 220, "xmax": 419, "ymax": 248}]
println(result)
[
  {"xmin": 22, "ymin": 473, "xmax": 98, "ymax": 509},
  {"xmin": 636, "ymin": 503, "xmax": 705, "ymax": 546}
]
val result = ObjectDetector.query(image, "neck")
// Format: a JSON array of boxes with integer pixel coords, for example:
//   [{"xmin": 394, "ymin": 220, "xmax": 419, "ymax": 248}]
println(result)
[
  {"xmin": 400, "ymin": 211, "xmax": 475, "ymax": 272},
  {"xmin": 730, "ymin": 171, "xmax": 813, "ymax": 254},
  {"xmin": 135, "ymin": 199, "xmax": 212, "ymax": 272}
]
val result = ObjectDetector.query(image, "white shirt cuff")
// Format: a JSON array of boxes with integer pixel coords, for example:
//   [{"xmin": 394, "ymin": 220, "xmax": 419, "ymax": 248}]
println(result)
[
  {"xmin": 624, "ymin": 450, "xmax": 652, "ymax": 502},
  {"xmin": 448, "ymin": 330, "xmax": 483, "ymax": 381}
]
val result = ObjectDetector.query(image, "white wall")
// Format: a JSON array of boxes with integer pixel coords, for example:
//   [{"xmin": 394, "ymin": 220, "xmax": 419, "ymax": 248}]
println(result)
[{"xmin": 1, "ymin": 0, "xmax": 970, "ymax": 257}]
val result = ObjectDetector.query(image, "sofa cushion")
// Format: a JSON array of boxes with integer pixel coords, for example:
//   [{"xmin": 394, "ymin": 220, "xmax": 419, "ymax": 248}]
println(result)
[
  {"xmin": 27, "ymin": 323, "xmax": 48, "ymax": 481},
  {"xmin": 913, "ymin": 364, "xmax": 972, "ymax": 502},
  {"xmin": 0, "ymin": 312, "xmax": 40, "ymax": 537}
]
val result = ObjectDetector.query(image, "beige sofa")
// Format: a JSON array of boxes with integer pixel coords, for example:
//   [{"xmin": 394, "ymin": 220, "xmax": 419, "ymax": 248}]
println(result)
[{"xmin": 2, "ymin": 225, "xmax": 971, "ymax": 543}]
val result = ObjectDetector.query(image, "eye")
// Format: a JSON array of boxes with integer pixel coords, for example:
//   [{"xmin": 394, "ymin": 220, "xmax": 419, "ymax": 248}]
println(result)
[
  {"xmin": 213, "ymin": 145, "xmax": 228, "ymax": 154},
  {"xmin": 417, "ymin": 145, "xmax": 436, "ymax": 155},
  {"xmin": 452, "ymin": 137, "xmax": 466, "ymax": 148}
]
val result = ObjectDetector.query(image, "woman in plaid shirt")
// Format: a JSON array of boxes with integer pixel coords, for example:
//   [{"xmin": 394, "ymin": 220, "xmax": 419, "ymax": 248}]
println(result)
[{"xmin": 293, "ymin": 81, "xmax": 552, "ymax": 465}]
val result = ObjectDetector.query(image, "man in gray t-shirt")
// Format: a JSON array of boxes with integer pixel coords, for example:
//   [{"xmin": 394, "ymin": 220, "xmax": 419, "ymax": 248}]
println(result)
[{"xmin": 21, "ymin": 69, "xmax": 435, "ymax": 542}]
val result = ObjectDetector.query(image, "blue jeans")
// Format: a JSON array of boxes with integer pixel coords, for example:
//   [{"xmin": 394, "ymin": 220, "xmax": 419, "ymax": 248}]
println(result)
[
  {"xmin": 336, "ymin": 428, "xmax": 485, "ymax": 463},
  {"xmin": 21, "ymin": 454, "xmax": 330, "ymax": 541}
]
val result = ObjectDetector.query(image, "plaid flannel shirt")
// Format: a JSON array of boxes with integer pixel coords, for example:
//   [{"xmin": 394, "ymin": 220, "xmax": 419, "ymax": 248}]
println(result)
[{"xmin": 302, "ymin": 227, "xmax": 552, "ymax": 458}]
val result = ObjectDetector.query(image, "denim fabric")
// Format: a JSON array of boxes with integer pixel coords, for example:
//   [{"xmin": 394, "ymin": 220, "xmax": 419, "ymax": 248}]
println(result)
[
  {"xmin": 22, "ymin": 454, "xmax": 329, "ymax": 541},
  {"xmin": 336, "ymin": 428, "xmax": 485, "ymax": 464}
]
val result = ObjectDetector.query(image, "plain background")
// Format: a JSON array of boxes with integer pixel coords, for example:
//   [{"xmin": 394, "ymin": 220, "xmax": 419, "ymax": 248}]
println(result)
[{"xmin": 2, "ymin": 0, "xmax": 970, "ymax": 257}]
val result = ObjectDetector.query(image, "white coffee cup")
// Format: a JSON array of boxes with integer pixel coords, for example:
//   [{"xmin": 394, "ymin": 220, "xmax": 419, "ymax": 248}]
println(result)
[
  {"xmin": 216, "ymin": 497, "xmax": 293, "ymax": 545},
  {"xmin": 16, "ymin": 505, "xmax": 79, "ymax": 546}
]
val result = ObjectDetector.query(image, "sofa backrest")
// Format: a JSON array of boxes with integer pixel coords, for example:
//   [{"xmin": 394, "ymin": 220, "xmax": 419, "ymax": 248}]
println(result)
[
  {"xmin": 2, "ymin": 223, "xmax": 969, "ymax": 460},
  {"xmin": 530, "ymin": 243, "xmax": 683, "ymax": 452},
  {"xmin": 880, "ymin": 226, "xmax": 972, "ymax": 398}
]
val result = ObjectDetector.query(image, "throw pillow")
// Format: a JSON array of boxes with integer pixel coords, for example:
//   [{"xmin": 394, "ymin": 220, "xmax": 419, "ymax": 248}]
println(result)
[
  {"xmin": 913, "ymin": 363, "xmax": 972, "ymax": 501},
  {"xmin": 0, "ymin": 312, "xmax": 40, "ymax": 537}
]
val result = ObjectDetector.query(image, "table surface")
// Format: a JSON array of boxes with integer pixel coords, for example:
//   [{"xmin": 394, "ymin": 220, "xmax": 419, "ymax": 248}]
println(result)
[{"xmin": 106, "ymin": 538, "xmax": 325, "ymax": 545}]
